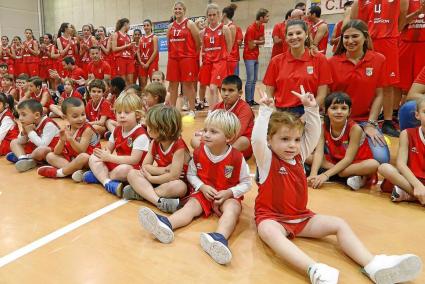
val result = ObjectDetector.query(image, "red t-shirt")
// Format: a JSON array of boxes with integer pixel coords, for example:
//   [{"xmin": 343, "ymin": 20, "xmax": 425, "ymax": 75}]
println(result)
[
  {"xmin": 85, "ymin": 98, "xmax": 114, "ymax": 122},
  {"xmin": 168, "ymin": 18, "xmax": 197, "ymax": 59},
  {"xmin": 213, "ymin": 99, "xmax": 254, "ymax": 139},
  {"xmin": 263, "ymin": 49, "xmax": 333, "ymax": 108},
  {"xmin": 271, "ymin": 21, "xmax": 287, "ymax": 58},
  {"xmin": 406, "ymin": 127, "xmax": 425, "ymax": 179},
  {"xmin": 328, "ymin": 50, "xmax": 386, "ymax": 121},
  {"xmin": 415, "ymin": 66, "xmax": 425, "ymax": 84},
  {"xmin": 202, "ymin": 23, "xmax": 228, "ymax": 63},
  {"xmin": 87, "ymin": 60, "xmax": 111, "ymax": 79},
  {"xmin": 357, "ymin": 0, "xmax": 401, "ymax": 39},
  {"xmin": 60, "ymin": 66, "xmax": 87, "ymax": 82},
  {"xmin": 243, "ymin": 21, "xmax": 265, "ymax": 60},
  {"xmin": 400, "ymin": 0, "xmax": 425, "ymax": 42}
]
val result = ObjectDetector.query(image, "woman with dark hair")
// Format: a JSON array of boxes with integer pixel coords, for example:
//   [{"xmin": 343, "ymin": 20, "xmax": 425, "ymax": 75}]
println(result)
[
  {"xmin": 137, "ymin": 20, "xmax": 159, "ymax": 89},
  {"xmin": 222, "ymin": 3, "xmax": 242, "ymax": 75},
  {"xmin": 131, "ymin": 28, "xmax": 142, "ymax": 85},
  {"xmin": 79, "ymin": 24, "xmax": 97, "ymax": 74},
  {"xmin": 111, "ymin": 18, "xmax": 135, "ymax": 85},
  {"xmin": 10, "ymin": 36, "xmax": 25, "ymax": 77},
  {"xmin": 263, "ymin": 19, "xmax": 332, "ymax": 115},
  {"xmin": 56, "ymin": 23, "xmax": 78, "ymax": 63},
  {"xmin": 40, "ymin": 33, "xmax": 60, "ymax": 88},
  {"xmin": 22, "ymin": 28, "xmax": 40, "ymax": 77},
  {"xmin": 271, "ymin": 9, "xmax": 293, "ymax": 58},
  {"xmin": 96, "ymin": 26, "xmax": 113, "ymax": 76},
  {"xmin": 329, "ymin": 19, "xmax": 390, "ymax": 164}
]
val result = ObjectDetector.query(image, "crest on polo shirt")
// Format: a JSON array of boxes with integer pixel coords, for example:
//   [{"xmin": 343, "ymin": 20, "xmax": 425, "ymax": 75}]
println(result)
[
  {"xmin": 411, "ymin": 147, "xmax": 418, "ymax": 154},
  {"xmin": 278, "ymin": 166, "xmax": 288, "ymax": 175},
  {"xmin": 306, "ymin": 66, "xmax": 314, "ymax": 74},
  {"xmin": 127, "ymin": 137, "xmax": 133, "ymax": 147},
  {"xmin": 366, "ymin": 67, "xmax": 373, "ymax": 77},
  {"xmin": 224, "ymin": 165, "xmax": 234, "ymax": 178},
  {"xmin": 218, "ymin": 30, "xmax": 222, "ymax": 35},
  {"xmin": 196, "ymin": 163, "xmax": 202, "ymax": 170}
]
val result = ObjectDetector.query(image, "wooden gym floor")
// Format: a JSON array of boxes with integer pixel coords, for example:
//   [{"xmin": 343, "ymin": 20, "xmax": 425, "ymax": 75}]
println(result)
[{"xmin": 0, "ymin": 99, "xmax": 424, "ymax": 284}]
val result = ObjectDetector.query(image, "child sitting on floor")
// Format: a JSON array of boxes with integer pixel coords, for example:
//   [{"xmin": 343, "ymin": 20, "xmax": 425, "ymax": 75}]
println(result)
[{"xmin": 0, "ymin": 93, "xmax": 19, "ymax": 155}]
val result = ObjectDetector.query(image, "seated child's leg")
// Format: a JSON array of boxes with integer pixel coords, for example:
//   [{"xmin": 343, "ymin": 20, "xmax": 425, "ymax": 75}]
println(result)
[
  {"xmin": 46, "ymin": 152, "xmax": 69, "ymax": 169},
  {"xmin": 232, "ymin": 136, "xmax": 250, "ymax": 153},
  {"xmin": 378, "ymin": 163, "xmax": 414, "ymax": 194},
  {"xmin": 298, "ymin": 214, "xmax": 373, "ymax": 267},
  {"xmin": 257, "ymin": 219, "xmax": 316, "ymax": 272},
  {"xmin": 10, "ymin": 139, "xmax": 26, "ymax": 157},
  {"xmin": 89, "ymin": 154, "xmax": 111, "ymax": 184},
  {"xmin": 216, "ymin": 198, "xmax": 242, "ymax": 239},
  {"xmin": 109, "ymin": 164, "xmax": 133, "ymax": 182},
  {"xmin": 61, "ymin": 153, "xmax": 90, "ymax": 176},
  {"xmin": 154, "ymin": 180, "xmax": 187, "ymax": 199},
  {"xmin": 105, "ymin": 119, "xmax": 117, "ymax": 133},
  {"xmin": 168, "ymin": 197, "xmax": 203, "ymax": 230},
  {"xmin": 31, "ymin": 146, "xmax": 52, "ymax": 161},
  {"xmin": 338, "ymin": 159, "xmax": 380, "ymax": 177},
  {"xmin": 127, "ymin": 169, "xmax": 161, "ymax": 203}
]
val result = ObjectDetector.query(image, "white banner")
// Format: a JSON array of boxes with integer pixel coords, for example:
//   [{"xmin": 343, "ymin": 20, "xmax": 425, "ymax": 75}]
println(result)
[{"xmin": 307, "ymin": 0, "xmax": 351, "ymax": 15}]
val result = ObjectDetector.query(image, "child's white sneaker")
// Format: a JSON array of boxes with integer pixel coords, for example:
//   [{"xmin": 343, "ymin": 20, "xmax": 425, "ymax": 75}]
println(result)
[
  {"xmin": 346, "ymin": 175, "xmax": 366, "ymax": 191},
  {"xmin": 308, "ymin": 263, "xmax": 339, "ymax": 284},
  {"xmin": 138, "ymin": 207, "xmax": 174, "ymax": 244},
  {"xmin": 363, "ymin": 254, "xmax": 422, "ymax": 284},
  {"xmin": 391, "ymin": 186, "xmax": 416, "ymax": 202}
]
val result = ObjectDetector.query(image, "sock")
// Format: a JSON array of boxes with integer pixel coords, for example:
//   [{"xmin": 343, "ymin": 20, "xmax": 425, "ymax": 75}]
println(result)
[
  {"xmin": 56, "ymin": 168, "xmax": 66, "ymax": 178},
  {"xmin": 103, "ymin": 179, "xmax": 112, "ymax": 187},
  {"xmin": 18, "ymin": 155, "xmax": 27, "ymax": 159},
  {"xmin": 383, "ymin": 119, "xmax": 393, "ymax": 125}
]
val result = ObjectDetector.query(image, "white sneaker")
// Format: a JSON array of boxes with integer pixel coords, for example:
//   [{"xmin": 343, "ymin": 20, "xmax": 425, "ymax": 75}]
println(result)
[
  {"xmin": 308, "ymin": 263, "xmax": 339, "ymax": 284},
  {"xmin": 364, "ymin": 254, "xmax": 422, "ymax": 284},
  {"xmin": 138, "ymin": 207, "xmax": 174, "ymax": 244},
  {"xmin": 71, "ymin": 170, "xmax": 85, "ymax": 182},
  {"xmin": 346, "ymin": 176, "xmax": 366, "ymax": 191},
  {"xmin": 181, "ymin": 97, "xmax": 189, "ymax": 111},
  {"xmin": 391, "ymin": 186, "xmax": 416, "ymax": 202}
]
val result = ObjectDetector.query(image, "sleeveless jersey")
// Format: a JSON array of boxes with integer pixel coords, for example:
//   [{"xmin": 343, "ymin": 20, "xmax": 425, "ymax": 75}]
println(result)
[
  {"xmin": 0, "ymin": 45, "xmax": 13, "ymax": 64},
  {"xmin": 406, "ymin": 127, "xmax": 425, "ymax": 179},
  {"xmin": 30, "ymin": 88, "xmax": 50, "ymax": 107},
  {"xmin": 40, "ymin": 44, "xmax": 57, "ymax": 66},
  {"xmin": 63, "ymin": 123, "xmax": 100, "ymax": 160},
  {"xmin": 192, "ymin": 144, "xmax": 242, "ymax": 191},
  {"xmin": 168, "ymin": 18, "xmax": 197, "ymax": 59},
  {"xmin": 311, "ymin": 20, "xmax": 328, "ymax": 54},
  {"xmin": 357, "ymin": 0, "xmax": 401, "ymax": 39},
  {"xmin": 227, "ymin": 22, "xmax": 242, "ymax": 62},
  {"xmin": 22, "ymin": 39, "xmax": 39, "ymax": 63},
  {"xmin": 115, "ymin": 31, "xmax": 132, "ymax": 58},
  {"xmin": 151, "ymin": 137, "xmax": 189, "ymax": 179},
  {"xmin": 255, "ymin": 153, "xmax": 314, "ymax": 222},
  {"xmin": 27, "ymin": 117, "xmax": 60, "ymax": 149},
  {"xmin": 400, "ymin": 0, "xmax": 425, "ymax": 42},
  {"xmin": 0, "ymin": 109, "xmax": 19, "ymax": 141},
  {"xmin": 113, "ymin": 125, "xmax": 148, "ymax": 165},
  {"xmin": 139, "ymin": 34, "xmax": 159, "ymax": 64},
  {"xmin": 12, "ymin": 44, "xmax": 24, "ymax": 63},
  {"xmin": 202, "ymin": 23, "xmax": 228, "ymax": 63},
  {"xmin": 59, "ymin": 36, "xmax": 78, "ymax": 59},
  {"xmin": 80, "ymin": 37, "xmax": 94, "ymax": 63},
  {"xmin": 85, "ymin": 98, "xmax": 114, "ymax": 122},
  {"xmin": 323, "ymin": 120, "xmax": 373, "ymax": 163}
]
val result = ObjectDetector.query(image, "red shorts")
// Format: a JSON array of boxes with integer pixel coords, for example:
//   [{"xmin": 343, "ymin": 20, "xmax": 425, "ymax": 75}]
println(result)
[
  {"xmin": 139, "ymin": 61, "xmax": 158, "ymax": 78},
  {"xmin": 115, "ymin": 57, "xmax": 135, "ymax": 76},
  {"xmin": 373, "ymin": 38, "xmax": 400, "ymax": 86},
  {"xmin": 39, "ymin": 64, "xmax": 55, "ymax": 80},
  {"xmin": 166, "ymin": 57, "xmax": 198, "ymax": 82},
  {"xmin": 255, "ymin": 216, "xmax": 313, "ymax": 239},
  {"xmin": 190, "ymin": 191, "xmax": 242, "ymax": 218},
  {"xmin": 381, "ymin": 177, "xmax": 425, "ymax": 193},
  {"xmin": 14, "ymin": 62, "xmax": 26, "ymax": 77},
  {"xmin": 227, "ymin": 61, "xmax": 238, "ymax": 75},
  {"xmin": 198, "ymin": 61, "xmax": 228, "ymax": 87},
  {"xmin": 0, "ymin": 140, "xmax": 11, "ymax": 155},
  {"xmin": 23, "ymin": 63, "xmax": 40, "ymax": 77},
  {"xmin": 105, "ymin": 161, "xmax": 140, "ymax": 171},
  {"xmin": 398, "ymin": 41, "xmax": 425, "ymax": 91}
]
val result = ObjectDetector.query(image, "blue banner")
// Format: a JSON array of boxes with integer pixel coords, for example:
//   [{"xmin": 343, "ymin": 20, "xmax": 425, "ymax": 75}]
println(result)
[{"xmin": 158, "ymin": 37, "xmax": 168, "ymax": 52}]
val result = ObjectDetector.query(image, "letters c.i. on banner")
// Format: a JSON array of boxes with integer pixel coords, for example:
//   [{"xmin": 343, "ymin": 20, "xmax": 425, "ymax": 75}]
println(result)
[{"xmin": 306, "ymin": 0, "xmax": 352, "ymax": 15}]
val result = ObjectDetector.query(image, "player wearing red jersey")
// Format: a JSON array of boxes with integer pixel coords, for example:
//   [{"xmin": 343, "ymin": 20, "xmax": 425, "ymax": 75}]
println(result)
[
  {"xmin": 308, "ymin": 6, "xmax": 329, "ymax": 55},
  {"xmin": 10, "ymin": 36, "xmax": 25, "ymax": 77},
  {"xmin": 137, "ymin": 20, "xmax": 159, "ymax": 89},
  {"xmin": 56, "ymin": 23, "xmax": 79, "ymax": 66},
  {"xmin": 0, "ymin": 36, "xmax": 14, "ymax": 75},
  {"xmin": 79, "ymin": 25, "xmax": 97, "ymax": 74}
]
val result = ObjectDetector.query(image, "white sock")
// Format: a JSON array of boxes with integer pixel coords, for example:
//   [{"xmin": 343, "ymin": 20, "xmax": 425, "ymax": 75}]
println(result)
[
  {"xmin": 103, "ymin": 179, "xmax": 112, "ymax": 187},
  {"xmin": 56, "ymin": 168, "xmax": 66, "ymax": 178},
  {"xmin": 18, "ymin": 155, "xmax": 28, "ymax": 159}
]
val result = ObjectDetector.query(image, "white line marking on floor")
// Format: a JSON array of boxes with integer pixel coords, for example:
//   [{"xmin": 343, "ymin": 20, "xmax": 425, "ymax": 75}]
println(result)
[{"xmin": 0, "ymin": 199, "xmax": 128, "ymax": 268}]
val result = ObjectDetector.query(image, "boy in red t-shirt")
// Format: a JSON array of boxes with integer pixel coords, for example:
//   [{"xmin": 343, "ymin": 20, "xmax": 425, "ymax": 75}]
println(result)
[{"xmin": 85, "ymin": 79, "xmax": 114, "ymax": 136}]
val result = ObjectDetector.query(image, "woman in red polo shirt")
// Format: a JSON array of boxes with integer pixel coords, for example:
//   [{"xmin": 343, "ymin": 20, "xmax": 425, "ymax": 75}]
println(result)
[
  {"xmin": 111, "ymin": 18, "xmax": 135, "ymax": 86},
  {"xmin": 329, "ymin": 19, "xmax": 390, "ymax": 164},
  {"xmin": 263, "ymin": 19, "xmax": 332, "ymax": 116}
]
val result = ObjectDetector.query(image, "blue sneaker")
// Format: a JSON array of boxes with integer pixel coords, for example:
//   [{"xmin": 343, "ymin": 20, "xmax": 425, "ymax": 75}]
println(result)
[
  {"xmin": 104, "ymin": 180, "xmax": 123, "ymax": 197},
  {"xmin": 200, "ymin": 232, "xmax": 232, "ymax": 265},
  {"xmin": 6, "ymin": 152, "xmax": 18, "ymax": 163},
  {"xmin": 138, "ymin": 207, "xmax": 174, "ymax": 244},
  {"xmin": 82, "ymin": 171, "xmax": 100, "ymax": 184}
]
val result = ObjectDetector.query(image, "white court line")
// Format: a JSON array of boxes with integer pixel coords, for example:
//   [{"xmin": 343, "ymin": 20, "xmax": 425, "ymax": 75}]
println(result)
[{"xmin": 0, "ymin": 199, "xmax": 128, "ymax": 268}]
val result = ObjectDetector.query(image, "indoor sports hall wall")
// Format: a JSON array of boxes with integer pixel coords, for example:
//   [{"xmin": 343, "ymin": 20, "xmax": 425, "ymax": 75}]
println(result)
[{"xmin": 0, "ymin": 0, "xmax": 41, "ymax": 39}]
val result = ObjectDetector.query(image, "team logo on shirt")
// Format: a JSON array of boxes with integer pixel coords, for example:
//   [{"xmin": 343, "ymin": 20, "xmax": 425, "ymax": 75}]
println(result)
[
  {"xmin": 224, "ymin": 165, "xmax": 234, "ymax": 178},
  {"xmin": 365, "ymin": 67, "xmax": 373, "ymax": 77},
  {"xmin": 390, "ymin": 72, "xmax": 396, "ymax": 77},
  {"xmin": 419, "ymin": 14, "xmax": 425, "ymax": 19},
  {"xmin": 411, "ymin": 147, "xmax": 418, "ymax": 154},
  {"xmin": 278, "ymin": 166, "xmax": 288, "ymax": 175},
  {"xmin": 306, "ymin": 66, "xmax": 314, "ymax": 74},
  {"xmin": 127, "ymin": 137, "xmax": 133, "ymax": 147},
  {"xmin": 196, "ymin": 163, "xmax": 202, "ymax": 170}
]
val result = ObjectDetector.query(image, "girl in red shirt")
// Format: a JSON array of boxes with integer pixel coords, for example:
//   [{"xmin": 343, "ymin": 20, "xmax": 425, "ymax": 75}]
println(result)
[
  {"xmin": 222, "ymin": 4, "xmax": 242, "ymax": 75},
  {"xmin": 96, "ymin": 26, "xmax": 113, "ymax": 76},
  {"xmin": 39, "ymin": 33, "xmax": 60, "ymax": 88},
  {"xmin": 111, "ymin": 18, "xmax": 135, "ymax": 85},
  {"xmin": 79, "ymin": 25, "xmax": 97, "ymax": 74},
  {"xmin": 22, "ymin": 29, "xmax": 40, "ymax": 77},
  {"xmin": 379, "ymin": 97, "xmax": 425, "ymax": 205},
  {"xmin": 56, "ymin": 23, "xmax": 78, "ymax": 68},
  {"xmin": 306, "ymin": 92, "xmax": 379, "ymax": 190},
  {"xmin": 137, "ymin": 20, "xmax": 159, "ymax": 89},
  {"xmin": 263, "ymin": 19, "xmax": 332, "ymax": 115},
  {"xmin": 10, "ymin": 36, "xmax": 25, "ymax": 77}
]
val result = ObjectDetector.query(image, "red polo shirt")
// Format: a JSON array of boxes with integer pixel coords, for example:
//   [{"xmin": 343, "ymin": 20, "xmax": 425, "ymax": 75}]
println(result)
[
  {"xmin": 60, "ymin": 66, "xmax": 87, "ymax": 87},
  {"xmin": 263, "ymin": 49, "xmax": 332, "ymax": 108},
  {"xmin": 243, "ymin": 21, "xmax": 265, "ymax": 60},
  {"xmin": 415, "ymin": 66, "xmax": 425, "ymax": 84},
  {"xmin": 328, "ymin": 50, "xmax": 387, "ymax": 121},
  {"xmin": 213, "ymin": 99, "xmax": 254, "ymax": 139},
  {"xmin": 87, "ymin": 60, "xmax": 111, "ymax": 79}
]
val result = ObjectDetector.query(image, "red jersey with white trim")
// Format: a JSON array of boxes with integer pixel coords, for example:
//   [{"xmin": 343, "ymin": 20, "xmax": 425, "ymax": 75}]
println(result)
[
  {"xmin": 168, "ymin": 18, "xmax": 197, "ymax": 59},
  {"xmin": 193, "ymin": 143, "xmax": 243, "ymax": 191},
  {"xmin": 400, "ymin": 0, "xmax": 425, "ymax": 42},
  {"xmin": 12, "ymin": 44, "xmax": 23, "ymax": 63},
  {"xmin": 80, "ymin": 37, "xmax": 95, "ymax": 63},
  {"xmin": 59, "ymin": 36, "xmax": 78, "ymax": 59},
  {"xmin": 213, "ymin": 99, "xmax": 254, "ymax": 139},
  {"xmin": 139, "ymin": 34, "xmax": 159, "ymax": 64},
  {"xmin": 85, "ymin": 98, "xmax": 114, "ymax": 122},
  {"xmin": 310, "ymin": 20, "xmax": 328, "ymax": 54},
  {"xmin": 115, "ymin": 31, "xmax": 132, "ymax": 58},
  {"xmin": 61, "ymin": 89, "xmax": 82, "ymax": 100},
  {"xmin": 406, "ymin": 127, "xmax": 425, "ymax": 179},
  {"xmin": 40, "ymin": 44, "xmax": 57, "ymax": 66},
  {"xmin": 151, "ymin": 137, "xmax": 189, "ymax": 178},
  {"xmin": 112, "ymin": 125, "xmax": 148, "ymax": 164},
  {"xmin": 0, "ymin": 110, "xmax": 19, "ymax": 141},
  {"xmin": 323, "ymin": 120, "xmax": 373, "ymax": 163},
  {"xmin": 63, "ymin": 123, "xmax": 100, "ymax": 159},
  {"xmin": 1, "ymin": 45, "xmax": 13, "ymax": 64},
  {"xmin": 357, "ymin": 0, "xmax": 401, "ymax": 39},
  {"xmin": 28, "ymin": 117, "xmax": 60, "ymax": 148},
  {"xmin": 99, "ymin": 37, "xmax": 112, "ymax": 60},
  {"xmin": 202, "ymin": 23, "xmax": 228, "ymax": 63},
  {"xmin": 30, "ymin": 88, "xmax": 51, "ymax": 107},
  {"xmin": 227, "ymin": 22, "xmax": 242, "ymax": 62},
  {"xmin": 22, "ymin": 39, "xmax": 39, "ymax": 63},
  {"xmin": 255, "ymin": 153, "xmax": 314, "ymax": 222}
]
